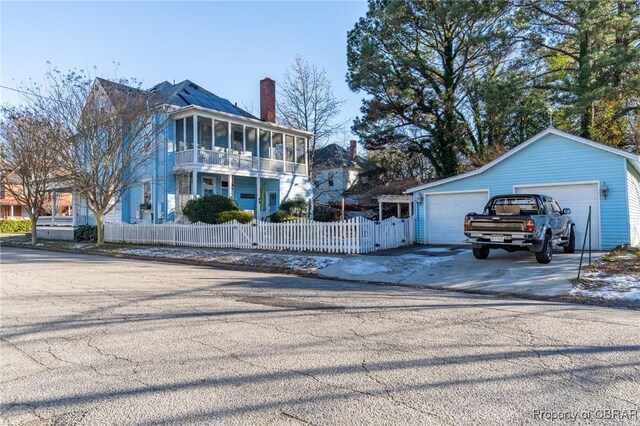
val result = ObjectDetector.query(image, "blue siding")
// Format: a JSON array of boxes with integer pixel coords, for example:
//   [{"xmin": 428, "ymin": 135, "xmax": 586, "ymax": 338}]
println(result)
[{"xmin": 415, "ymin": 134, "xmax": 630, "ymax": 249}]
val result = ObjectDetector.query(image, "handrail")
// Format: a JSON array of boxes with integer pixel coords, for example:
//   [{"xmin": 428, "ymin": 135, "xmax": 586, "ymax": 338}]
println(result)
[{"xmin": 577, "ymin": 205, "xmax": 592, "ymax": 279}]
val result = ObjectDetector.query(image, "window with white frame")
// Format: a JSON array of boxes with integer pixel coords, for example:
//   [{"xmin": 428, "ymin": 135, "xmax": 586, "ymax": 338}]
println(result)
[{"xmin": 202, "ymin": 177, "xmax": 216, "ymax": 196}]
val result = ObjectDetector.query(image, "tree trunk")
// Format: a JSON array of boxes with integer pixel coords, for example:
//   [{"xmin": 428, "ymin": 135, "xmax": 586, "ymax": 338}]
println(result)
[
  {"xmin": 30, "ymin": 215, "xmax": 37, "ymax": 244},
  {"xmin": 95, "ymin": 213, "xmax": 104, "ymax": 246}
]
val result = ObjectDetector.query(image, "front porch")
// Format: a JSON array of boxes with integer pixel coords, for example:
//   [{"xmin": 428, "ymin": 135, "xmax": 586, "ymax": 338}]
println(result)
[{"xmin": 176, "ymin": 172, "xmax": 281, "ymax": 221}]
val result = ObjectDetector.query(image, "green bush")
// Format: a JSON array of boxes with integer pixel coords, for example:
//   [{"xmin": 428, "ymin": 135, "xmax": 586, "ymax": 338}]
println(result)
[
  {"xmin": 269, "ymin": 209, "xmax": 299, "ymax": 223},
  {"xmin": 313, "ymin": 206, "xmax": 342, "ymax": 222},
  {"xmin": 279, "ymin": 196, "xmax": 308, "ymax": 217},
  {"xmin": 75, "ymin": 225, "xmax": 98, "ymax": 242},
  {"xmin": 182, "ymin": 195, "xmax": 239, "ymax": 224},
  {"xmin": 0, "ymin": 219, "xmax": 32, "ymax": 233},
  {"xmin": 216, "ymin": 210, "xmax": 254, "ymax": 224}
]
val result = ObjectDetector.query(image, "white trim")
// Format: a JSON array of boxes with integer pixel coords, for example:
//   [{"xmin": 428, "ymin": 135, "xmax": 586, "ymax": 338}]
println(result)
[
  {"xmin": 512, "ymin": 180, "xmax": 600, "ymax": 191},
  {"xmin": 424, "ymin": 188, "xmax": 491, "ymax": 196},
  {"xmin": 513, "ymin": 181, "xmax": 601, "ymax": 250},
  {"xmin": 406, "ymin": 128, "xmax": 640, "ymax": 194},
  {"xmin": 424, "ymin": 189, "xmax": 490, "ymax": 244}
]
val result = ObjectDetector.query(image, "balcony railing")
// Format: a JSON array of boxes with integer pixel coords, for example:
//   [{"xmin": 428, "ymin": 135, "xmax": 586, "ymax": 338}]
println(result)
[
  {"xmin": 36, "ymin": 215, "xmax": 87, "ymax": 227},
  {"xmin": 174, "ymin": 148, "xmax": 307, "ymax": 175}
]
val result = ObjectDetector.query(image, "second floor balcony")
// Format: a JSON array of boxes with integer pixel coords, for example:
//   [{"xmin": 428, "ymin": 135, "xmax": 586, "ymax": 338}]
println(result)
[
  {"xmin": 174, "ymin": 148, "xmax": 307, "ymax": 175},
  {"xmin": 172, "ymin": 112, "xmax": 310, "ymax": 177}
]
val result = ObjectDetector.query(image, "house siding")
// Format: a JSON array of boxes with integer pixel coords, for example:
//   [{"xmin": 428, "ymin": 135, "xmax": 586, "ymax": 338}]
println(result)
[
  {"xmin": 627, "ymin": 162, "xmax": 640, "ymax": 246},
  {"xmin": 414, "ymin": 134, "xmax": 630, "ymax": 249}
]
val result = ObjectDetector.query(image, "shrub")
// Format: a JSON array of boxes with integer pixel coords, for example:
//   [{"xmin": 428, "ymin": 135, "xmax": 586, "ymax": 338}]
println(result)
[
  {"xmin": 0, "ymin": 219, "xmax": 32, "ymax": 233},
  {"xmin": 216, "ymin": 210, "xmax": 254, "ymax": 224},
  {"xmin": 313, "ymin": 206, "xmax": 341, "ymax": 222},
  {"xmin": 75, "ymin": 225, "xmax": 98, "ymax": 242},
  {"xmin": 182, "ymin": 195, "xmax": 239, "ymax": 224},
  {"xmin": 269, "ymin": 209, "xmax": 298, "ymax": 223},
  {"xmin": 279, "ymin": 196, "xmax": 308, "ymax": 217}
]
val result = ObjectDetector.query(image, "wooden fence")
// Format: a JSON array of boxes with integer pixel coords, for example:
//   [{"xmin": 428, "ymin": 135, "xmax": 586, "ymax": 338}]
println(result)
[{"xmin": 104, "ymin": 216, "xmax": 415, "ymax": 254}]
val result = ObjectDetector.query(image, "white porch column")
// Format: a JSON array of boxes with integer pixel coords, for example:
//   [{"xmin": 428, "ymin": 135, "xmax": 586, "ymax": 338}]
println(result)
[
  {"xmin": 409, "ymin": 200, "xmax": 413, "ymax": 217},
  {"xmin": 72, "ymin": 190, "xmax": 76, "ymax": 227},
  {"xmin": 256, "ymin": 176, "xmax": 261, "ymax": 218},
  {"xmin": 51, "ymin": 192, "xmax": 56, "ymax": 225},
  {"xmin": 378, "ymin": 201, "xmax": 383, "ymax": 222},
  {"xmin": 256, "ymin": 129, "xmax": 261, "ymax": 171},
  {"xmin": 192, "ymin": 171, "xmax": 198, "ymax": 196},
  {"xmin": 304, "ymin": 138, "xmax": 309, "ymax": 177},
  {"xmin": 228, "ymin": 174, "xmax": 233, "ymax": 199},
  {"xmin": 193, "ymin": 115, "xmax": 199, "ymax": 163},
  {"xmin": 397, "ymin": 203, "xmax": 401, "ymax": 218},
  {"xmin": 10, "ymin": 205, "xmax": 14, "ymax": 219}
]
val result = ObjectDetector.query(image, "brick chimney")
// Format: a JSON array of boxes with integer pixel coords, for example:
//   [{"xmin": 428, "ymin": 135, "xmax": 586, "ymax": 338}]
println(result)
[
  {"xmin": 350, "ymin": 140, "xmax": 357, "ymax": 160},
  {"xmin": 260, "ymin": 78, "xmax": 276, "ymax": 123}
]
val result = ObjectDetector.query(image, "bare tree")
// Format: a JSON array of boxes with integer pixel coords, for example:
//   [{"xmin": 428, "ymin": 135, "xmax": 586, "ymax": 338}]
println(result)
[
  {"xmin": 0, "ymin": 107, "xmax": 64, "ymax": 243},
  {"xmin": 23, "ymin": 69, "xmax": 167, "ymax": 245},
  {"xmin": 277, "ymin": 55, "xmax": 345, "ymax": 174}
]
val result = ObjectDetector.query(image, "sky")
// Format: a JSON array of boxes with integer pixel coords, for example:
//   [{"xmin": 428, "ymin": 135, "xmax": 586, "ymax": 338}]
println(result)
[{"xmin": 0, "ymin": 0, "xmax": 368, "ymax": 143}]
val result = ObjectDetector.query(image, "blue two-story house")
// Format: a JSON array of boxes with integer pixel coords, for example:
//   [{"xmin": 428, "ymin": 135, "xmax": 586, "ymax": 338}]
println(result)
[{"xmin": 80, "ymin": 77, "xmax": 312, "ymax": 225}]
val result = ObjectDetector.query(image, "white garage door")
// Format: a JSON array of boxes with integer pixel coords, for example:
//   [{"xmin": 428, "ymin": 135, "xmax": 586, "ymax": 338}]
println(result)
[
  {"xmin": 515, "ymin": 183, "xmax": 600, "ymax": 250},
  {"xmin": 425, "ymin": 191, "xmax": 489, "ymax": 244}
]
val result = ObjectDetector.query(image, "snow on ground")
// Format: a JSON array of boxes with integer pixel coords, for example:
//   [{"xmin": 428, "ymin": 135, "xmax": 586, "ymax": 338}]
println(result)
[
  {"xmin": 418, "ymin": 247, "xmax": 454, "ymax": 254},
  {"xmin": 399, "ymin": 254, "xmax": 456, "ymax": 265},
  {"xmin": 572, "ymin": 271, "xmax": 640, "ymax": 302},
  {"xmin": 118, "ymin": 247, "xmax": 342, "ymax": 272},
  {"xmin": 341, "ymin": 259, "xmax": 390, "ymax": 275}
]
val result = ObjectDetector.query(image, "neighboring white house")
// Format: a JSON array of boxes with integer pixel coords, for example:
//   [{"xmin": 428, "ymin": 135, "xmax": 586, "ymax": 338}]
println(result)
[{"xmin": 313, "ymin": 140, "xmax": 368, "ymax": 206}]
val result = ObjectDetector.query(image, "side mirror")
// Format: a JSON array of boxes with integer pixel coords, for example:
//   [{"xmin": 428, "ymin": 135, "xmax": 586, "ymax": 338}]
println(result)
[{"xmin": 562, "ymin": 208, "xmax": 571, "ymax": 215}]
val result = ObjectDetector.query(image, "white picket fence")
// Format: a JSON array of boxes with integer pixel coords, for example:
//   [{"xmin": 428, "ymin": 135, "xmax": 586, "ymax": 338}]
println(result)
[{"xmin": 104, "ymin": 216, "xmax": 415, "ymax": 254}]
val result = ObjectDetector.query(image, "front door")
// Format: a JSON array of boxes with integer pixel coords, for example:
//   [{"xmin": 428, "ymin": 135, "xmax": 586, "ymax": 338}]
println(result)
[{"xmin": 267, "ymin": 192, "xmax": 277, "ymax": 214}]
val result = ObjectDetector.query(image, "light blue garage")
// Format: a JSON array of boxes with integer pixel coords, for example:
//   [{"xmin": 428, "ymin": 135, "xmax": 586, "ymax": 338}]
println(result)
[{"xmin": 406, "ymin": 128, "xmax": 640, "ymax": 250}]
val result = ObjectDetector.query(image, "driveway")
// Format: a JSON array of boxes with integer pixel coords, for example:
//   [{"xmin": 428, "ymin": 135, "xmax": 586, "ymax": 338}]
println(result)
[
  {"xmin": 318, "ymin": 246, "xmax": 603, "ymax": 297},
  {"xmin": 2, "ymin": 247, "xmax": 638, "ymax": 425}
]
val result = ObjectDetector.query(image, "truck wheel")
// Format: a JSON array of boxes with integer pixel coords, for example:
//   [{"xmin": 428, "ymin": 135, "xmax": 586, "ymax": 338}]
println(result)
[
  {"xmin": 473, "ymin": 246, "xmax": 490, "ymax": 259},
  {"xmin": 563, "ymin": 227, "xmax": 576, "ymax": 254},
  {"xmin": 535, "ymin": 235, "xmax": 553, "ymax": 264}
]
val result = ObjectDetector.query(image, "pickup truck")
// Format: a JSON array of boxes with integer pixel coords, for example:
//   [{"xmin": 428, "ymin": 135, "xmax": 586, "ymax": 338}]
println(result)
[{"xmin": 464, "ymin": 194, "xmax": 575, "ymax": 264}]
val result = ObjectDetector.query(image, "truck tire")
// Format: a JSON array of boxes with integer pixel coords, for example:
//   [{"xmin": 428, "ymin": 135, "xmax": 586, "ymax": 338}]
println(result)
[
  {"xmin": 473, "ymin": 246, "xmax": 490, "ymax": 259},
  {"xmin": 535, "ymin": 235, "xmax": 553, "ymax": 264},
  {"xmin": 563, "ymin": 227, "xmax": 576, "ymax": 254}
]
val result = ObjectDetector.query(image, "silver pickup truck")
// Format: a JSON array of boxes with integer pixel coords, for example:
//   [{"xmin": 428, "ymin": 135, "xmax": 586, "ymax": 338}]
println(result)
[{"xmin": 464, "ymin": 194, "xmax": 575, "ymax": 264}]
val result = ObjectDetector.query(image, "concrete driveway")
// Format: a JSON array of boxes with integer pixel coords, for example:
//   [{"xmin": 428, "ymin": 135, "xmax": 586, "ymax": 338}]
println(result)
[{"xmin": 318, "ymin": 246, "xmax": 602, "ymax": 297}]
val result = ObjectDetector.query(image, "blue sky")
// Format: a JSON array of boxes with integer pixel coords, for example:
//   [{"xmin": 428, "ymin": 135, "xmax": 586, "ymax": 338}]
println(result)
[{"xmin": 1, "ymin": 1, "xmax": 368, "ymax": 143}]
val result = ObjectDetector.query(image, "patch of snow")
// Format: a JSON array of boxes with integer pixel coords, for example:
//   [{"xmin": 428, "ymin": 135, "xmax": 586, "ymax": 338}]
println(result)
[
  {"xmin": 418, "ymin": 247, "xmax": 453, "ymax": 253},
  {"xmin": 70, "ymin": 243, "xmax": 92, "ymax": 250},
  {"xmin": 117, "ymin": 247, "xmax": 341, "ymax": 272},
  {"xmin": 399, "ymin": 254, "xmax": 456, "ymax": 265},
  {"xmin": 341, "ymin": 259, "xmax": 390, "ymax": 275},
  {"xmin": 573, "ymin": 272, "xmax": 640, "ymax": 302}
]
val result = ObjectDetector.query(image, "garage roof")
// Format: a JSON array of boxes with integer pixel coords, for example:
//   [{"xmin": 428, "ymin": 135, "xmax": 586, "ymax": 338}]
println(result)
[{"xmin": 406, "ymin": 128, "xmax": 640, "ymax": 194}]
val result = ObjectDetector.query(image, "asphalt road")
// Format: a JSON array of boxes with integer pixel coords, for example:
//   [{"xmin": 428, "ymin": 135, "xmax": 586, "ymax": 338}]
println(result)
[{"xmin": 1, "ymin": 247, "xmax": 639, "ymax": 425}]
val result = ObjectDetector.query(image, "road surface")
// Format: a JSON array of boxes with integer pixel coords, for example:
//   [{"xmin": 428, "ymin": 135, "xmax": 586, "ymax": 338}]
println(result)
[{"xmin": 1, "ymin": 247, "xmax": 638, "ymax": 425}]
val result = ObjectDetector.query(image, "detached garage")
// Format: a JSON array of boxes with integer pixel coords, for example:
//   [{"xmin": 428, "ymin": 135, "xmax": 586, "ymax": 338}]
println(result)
[{"xmin": 407, "ymin": 128, "xmax": 640, "ymax": 250}]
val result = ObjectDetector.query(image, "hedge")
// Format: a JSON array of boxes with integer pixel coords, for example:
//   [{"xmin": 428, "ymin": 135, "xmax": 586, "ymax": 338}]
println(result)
[
  {"xmin": 0, "ymin": 219, "xmax": 32, "ymax": 233},
  {"xmin": 182, "ymin": 195, "xmax": 240, "ymax": 224},
  {"xmin": 216, "ymin": 210, "xmax": 254, "ymax": 224}
]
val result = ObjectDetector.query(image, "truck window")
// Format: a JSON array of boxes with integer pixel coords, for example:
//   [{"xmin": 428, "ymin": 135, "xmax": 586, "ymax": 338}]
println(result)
[{"xmin": 488, "ymin": 196, "xmax": 539, "ymax": 215}]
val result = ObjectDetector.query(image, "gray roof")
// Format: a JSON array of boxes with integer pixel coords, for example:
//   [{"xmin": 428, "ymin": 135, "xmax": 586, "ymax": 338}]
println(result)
[
  {"xmin": 148, "ymin": 80, "xmax": 257, "ymax": 119},
  {"xmin": 96, "ymin": 78, "xmax": 257, "ymax": 120},
  {"xmin": 314, "ymin": 143, "xmax": 368, "ymax": 169}
]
